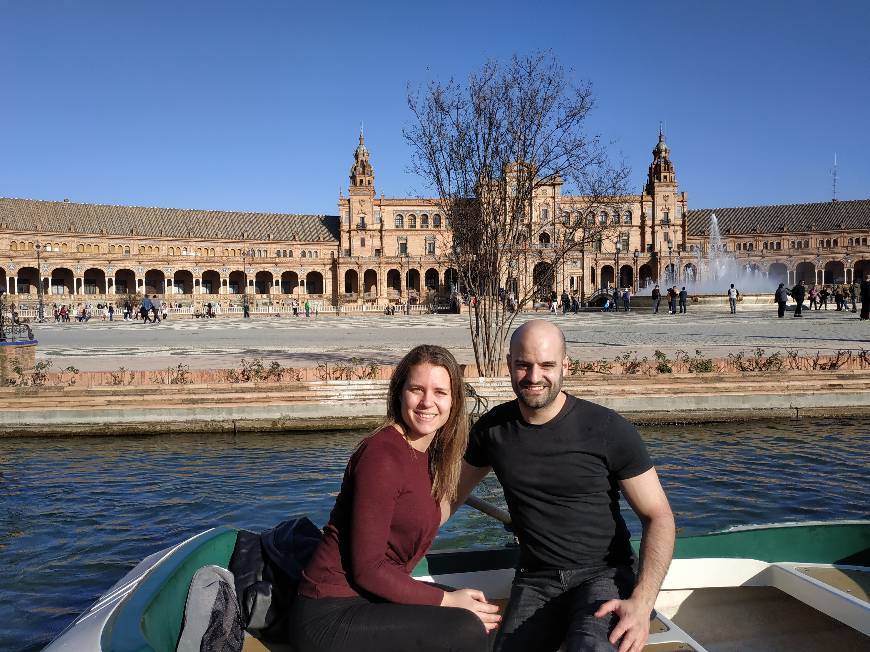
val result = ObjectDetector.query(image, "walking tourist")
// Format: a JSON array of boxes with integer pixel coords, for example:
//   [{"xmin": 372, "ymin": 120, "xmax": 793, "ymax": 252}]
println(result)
[
  {"xmin": 612, "ymin": 287, "xmax": 619, "ymax": 312},
  {"xmin": 678, "ymin": 287, "xmax": 687, "ymax": 313},
  {"xmin": 150, "ymin": 296, "xmax": 161, "ymax": 323},
  {"xmin": 449, "ymin": 320, "xmax": 675, "ymax": 652},
  {"xmin": 622, "ymin": 288, "xmax": 631, "ymax": 312},
  {"xmin": 850, "ymin": 282, "xmax": 858, "ymax": 313},
  {"xmin": 651, "ymin": 285, "xmax": 661, "ymax": 314},
  {"xmin": 834, "ymin": 285, "xmax": 845, "ymax": 311},
  {"xmin": 291, "ymin": 345, "xmax": 497, "ymax": 652},
  {"xmin": 727, "ymin": 283, "xmax": 739, "ymax": 314},
  {"xmin": 304, "ymin": 299, "xmax": 311, "ymax": 319},
  {"xmin": 775, "ymin": 283, "xmax": 790, "ymax": 318},
  {"xmin": 667, "ymin": 286, "xmax": 677, "ymax": 314},
  {"xmin": 108, "ymin": 304, "xmax": 114, "ymax": 321},
  {"xmin": 561, "ymin": 291, "xmax": 570, "ymax": 315},
  {"xmin": 860, "ymin": 274, "xmax": 870, "ymax": 321},
  {"xmin": 140, "ymin": 296, "xmax": 152, "ymax": 323},
  {"xmin": 808, "ymin": 285, "xmax": 819, "ymax": 310},
  {"xmin": 820, "ymin": 286, "xmax": 830, "ymax": 310},
  {"xmin": 791, "ymin": 280, "xmax": 806, "ymax": 317}
]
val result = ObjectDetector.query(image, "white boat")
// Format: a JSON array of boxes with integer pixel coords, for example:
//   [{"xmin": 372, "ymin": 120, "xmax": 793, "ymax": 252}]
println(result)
[{"xmin": 46, "ymin": 520, "xmax": 869, "ymax": 651}]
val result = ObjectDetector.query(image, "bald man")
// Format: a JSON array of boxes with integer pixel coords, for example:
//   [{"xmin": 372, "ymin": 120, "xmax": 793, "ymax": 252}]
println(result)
[{"xmin": 447, "ymin": 320, "xmax": 675, "ymax": 652}]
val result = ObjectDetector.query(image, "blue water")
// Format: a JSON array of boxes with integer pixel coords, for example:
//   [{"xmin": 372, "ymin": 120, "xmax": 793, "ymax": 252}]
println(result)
[{"xmin": 1, "ymin": 419, "xmax": 867, "ymax": 651}]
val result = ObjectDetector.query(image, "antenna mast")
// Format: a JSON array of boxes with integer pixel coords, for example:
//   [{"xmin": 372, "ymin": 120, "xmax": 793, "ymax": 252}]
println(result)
[{"xmin": 831, "ymin": 153, "xmax": 839, "ymax": 201}]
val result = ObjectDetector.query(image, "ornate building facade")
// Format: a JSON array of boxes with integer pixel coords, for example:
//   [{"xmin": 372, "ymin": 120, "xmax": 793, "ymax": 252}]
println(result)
[{"xmin": 2, "ymin": 129, "xmax": 868, "ymax": 309}]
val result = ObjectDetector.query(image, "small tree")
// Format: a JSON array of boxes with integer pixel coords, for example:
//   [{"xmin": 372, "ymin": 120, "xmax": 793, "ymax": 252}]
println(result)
[{"xmin": 406, "ymin": 53, "xmax": 630, "ymax": 376}]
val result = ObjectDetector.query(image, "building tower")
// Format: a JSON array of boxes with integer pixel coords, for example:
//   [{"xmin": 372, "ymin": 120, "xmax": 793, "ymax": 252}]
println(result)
[
  {"xmin": 338, "ymin": 128, "xmax": 377, "ymax": 292},
  {"xmin": 641, "ymin": 127, "xmax": 688, "ymax": 283}
]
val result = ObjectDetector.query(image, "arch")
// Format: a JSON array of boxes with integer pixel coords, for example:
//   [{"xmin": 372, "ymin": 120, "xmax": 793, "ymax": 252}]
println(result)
[
  {"xmin": 254, "ymin": 271, "xmax": 273, "ymax": 294},
  {"xmin": 113, "ymin": 269, "xmax": 136, "ymax": 294},
  {"xmin": 281, "ymin": 271, "xmax": 299, "ymax": 294},
  {"xmin": 538, "ymin": 232, "xmax": 551, "ymax": 245},
  {"xmin": 363, "ymin": 269, "xmax": 378, "ymax": 295},
  {"xmin": 387, "ymin": 268, "xmax": 402, "ymax": 292},
  {"xmin": 638, "ymin": 264, "xmax": 653, "ymax": 289},
  {"xmin": 13, "ymin": 266, "xmax": 38, "ymax": 294},
  {"xmin": 144, "ymin": 269, "xmax": 166, "ymax": 295},
  {"xmin": 854, "ymin": 259, "xmax": 870, "ymax": 282},
  {"xmin": 794, "ymin": 261, "xmax": 815, "ymax": 284},
  {"xmin": 424, "ymin": 268, "xmax": 439, "ymax": 290},
  {"xmin": 599, "ymin": 265, "xmax": 614, "ymax": 289},
  {"xmin": 173, "ymin": 269, "xmax": 194, "ymax": 295},
  {"xmin": 683, "ymin": 263, "xmax": 698, "ymax": 284},
  {"xmin": 408, "ymin": 214, "xmax": 417, "ymax": 229},
  {"xmin": 823, "ymin": 260, "xmax": 845, "ymax": 284},
  {"xmin": 421, "ymin": 214, "xmax": 429, "ymax": 228},
  {"xmin": 533, "ymin": 261, "xmax": 555, "ymax": 299},
  {"xmin": 394, "ymin": 214, "xmax": 404, "ymax": 228},
  {"xmin": 344, "ymin": 269, "xmax": 359, "ymax": 294},
  {"xmin": 663, "ymin": 263, "xmax": 677, "ymax": 286},
  {"xmin": 228, "ymin": 270, "xmax": 245, "ymax": 294},
  {"xmin": 768, "ymin": 262, "xmax": 787, "ymax": 286},
  {"xmin": 48, "ymin": 267, "xmax": 74, "ymax": 295},
  {"xmin": 618, "ymin": 265, "xmax": 633, "ymax": 288},
  {"xmin": 201, "ymin": 269, "xmax": 221, "ymax": 295},
  {"xmin": 83, "ymin": 267, "xmax": 106, "ymax": 295},
  {"xmin": 406, "ymin": 268, "xmax": 421, "ymax": 293},
  {"xmin": 623, "ymin": 210, "xmax": 632, "ymax": 225},
  {"xmin": 305, "ymin": 271, "xmax": 324, "ymax": 295}
]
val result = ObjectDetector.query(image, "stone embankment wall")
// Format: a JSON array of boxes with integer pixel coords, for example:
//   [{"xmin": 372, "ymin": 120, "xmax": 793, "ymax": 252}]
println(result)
[
  {"xmin": 0, "ymin": 341, "xmax": 36, "ymax": 384},
  {"xmin": 3, "ymin": 370, "xmax": 870, "ymax": 436}
]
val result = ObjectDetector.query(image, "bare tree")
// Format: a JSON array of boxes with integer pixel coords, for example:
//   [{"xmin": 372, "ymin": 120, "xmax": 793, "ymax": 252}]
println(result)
[{"xmin": 405, "ymin": 53, "xmax": 630, "ymax": 376}]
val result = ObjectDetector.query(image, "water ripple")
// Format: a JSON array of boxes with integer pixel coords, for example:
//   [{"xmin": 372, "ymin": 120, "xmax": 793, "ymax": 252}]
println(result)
[{"xmin": 1, "ymin": 420, "xmax": 868, "ymax": 650}]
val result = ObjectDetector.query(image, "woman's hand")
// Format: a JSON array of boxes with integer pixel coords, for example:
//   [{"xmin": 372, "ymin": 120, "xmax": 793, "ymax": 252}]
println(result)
[{"xmin": 440, "ymin": 588, "xmax": 502, "ymax": 633}]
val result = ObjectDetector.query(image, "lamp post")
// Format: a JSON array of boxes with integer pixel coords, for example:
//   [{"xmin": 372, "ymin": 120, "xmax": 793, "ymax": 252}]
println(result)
[
  {"xmin": 35, "ymin": 242, "xmax": 46, "ymax": 323},
  {"xmin": 614, "ymin": 239, "xmax": 621, "ymax": 289},
  {"xmin": 242, "ymin": 247, "xmax": 253, "ymax": 318},
  {"xmin": 633, "ymin": 249, "xmax": 639, "ymax": 293},
  {"xmin": 667, "ymin": 244, "xmax": 674, "ymax": 287},
  {"xmin": 845, "ymin": 254, "xmax": 853, "ymax": 285},
  {"xmin": 814, "ymin": 255, "xmax": 822, "ymax": 286}
]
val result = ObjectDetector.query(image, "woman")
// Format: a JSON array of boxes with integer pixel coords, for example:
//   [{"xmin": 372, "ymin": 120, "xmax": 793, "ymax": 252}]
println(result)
[{"xmin": 291, "ymin": 345, "xmax": 499, "ymax": 652}]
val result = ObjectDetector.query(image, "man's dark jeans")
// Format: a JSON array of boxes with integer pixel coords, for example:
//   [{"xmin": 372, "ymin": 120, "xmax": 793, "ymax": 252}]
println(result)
[{"xmin": 494, "ymin": 565, "xmax": 635, "ymax": 652}]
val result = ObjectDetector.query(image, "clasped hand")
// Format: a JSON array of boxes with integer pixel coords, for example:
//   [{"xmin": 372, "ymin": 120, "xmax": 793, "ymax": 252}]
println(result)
[{"xmin": 442, "ymin": 588, "xmax": 501, "ymax": 633}]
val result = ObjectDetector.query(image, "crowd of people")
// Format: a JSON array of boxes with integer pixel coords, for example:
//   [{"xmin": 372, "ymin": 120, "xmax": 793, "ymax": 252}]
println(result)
[{"xmin": 774, "ymin": 276, "xmax": 870, "ymax": 319}]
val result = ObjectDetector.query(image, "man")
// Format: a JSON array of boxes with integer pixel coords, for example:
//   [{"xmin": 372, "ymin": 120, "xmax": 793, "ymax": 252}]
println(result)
[
  {"xmin": 791, "ymin": 279, "xmax": 806, "ymax": 318},
  {"xmin": 678, "ymin": 287, "xmax": 687, "ymax": 314},
  {"xmin": 651, "ymin": 285, "xmax": 661, "ymax": 314},
  {"xmin": 448, "ymin": 320, "xmax": 675, "ymax": 652},
  {"xmin": 150, "ymin": 295, "xmax": 161, "ymax": 323},
  {"xmin": 612, "ymin": 288, "xmax": 620, "ymax": 313},
  {"xmin": 562, "ymin": 290, "xmax": 570, "ymax": 315},
  {"xmin": 850, "ymin": 282, "xmax": 858, "ymax": 313},
  {"xmin": 775, "ymin": 283, "xmax": 790, "ymax": 318},
  {"xmin": 140, "ymin": 296, "xmax": 152, "ymax": 324},
  {"xmin": 860, "ymin": 274, "xmax": 870, "ymax": 321},
  {"xmin": 622, "ymin": 288, "xmax": 631, "ymax": 312},
  {"xmin": 727, "ymin": 284, "xmax": 738, "ymax": 314}
]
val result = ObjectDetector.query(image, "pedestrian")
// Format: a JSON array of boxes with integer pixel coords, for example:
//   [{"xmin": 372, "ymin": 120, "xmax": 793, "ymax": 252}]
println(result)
[
  {"xmin": 775, "ymin": 282, "xmax": 790, "ymax": 318},
  {"xmin": 449, "ymin": 320, "xmax": 675, "ymax": 652},
  {"xmin": 860, "ymin": 274, "xmax": 870, "ymax": 320},
  {"xmin": 571, "ymin": 295, "xmax": 579, "ymax": 314},
  {"xmin": 820, "ymin": 286, "xmax": 830, "ymax": 310},
  {"xmin": 808, "ymin": 285, "xmax": 818, "ymax": 310},
  {"xmin": 791, "ymin": 279, "xmax": 807, "ymax": 317},
  {"xmin": 666, "ymin": 286, "xmax": 675, "ymax": 314},
  {"xmin": 304, "ymin": 299, "xmax": 311, "ymax": 319},
  {"xmin": 622, "ymin": 288, "xmax": 631, "ymax": 312},
  {"xmin": 850, "ymin": 282, "xmax": 858, "ymax": 313},
  {"xmin": 561, "ymin": 291, "xmax": 570, "ymax": 315},
  {"xmin": 727, "ymin": 283, "xmax": 739, "ymax": 314},
  {"xmin": 108, "ymin": 304, "xmax": 114, "ymax": 321},
  {"xmin": 140, "ymin": 296, "xmax": 152, "ymax": 323},
  {"xmin": 651, "ymin": 285, "xmax": 661, "ymax": 314},
  {"xmin": 834, "ymin": 285, "xmax": 844, "ymax": 311},
  {"xmin": 151, "ymin": 295, "xmax": 161, "ymax": 323},
  {"xmin": 678, "ymin": 287, "xmax": 687, "ymax": 313},
  {"xmin": 612, "ymin": 287, "xmax": 619, "ymax": 313}
]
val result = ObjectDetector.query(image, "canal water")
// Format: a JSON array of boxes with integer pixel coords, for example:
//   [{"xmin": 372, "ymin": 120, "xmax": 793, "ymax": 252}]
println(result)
[{"xmin": 1, "ymin": 418, "xmax": 867, "ymax": 650}]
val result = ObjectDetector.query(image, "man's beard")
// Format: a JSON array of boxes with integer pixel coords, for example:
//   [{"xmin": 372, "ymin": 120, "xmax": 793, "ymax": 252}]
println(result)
[{"xmin": 513, "ymin": 371, "xmax": 563, "ymax": 409}]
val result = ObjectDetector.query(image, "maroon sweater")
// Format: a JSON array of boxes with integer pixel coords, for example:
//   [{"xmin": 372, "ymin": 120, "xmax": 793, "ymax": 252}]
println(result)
[{"xmin": 298, "ymin": 427, "xmax": 444, "ymax": 606}]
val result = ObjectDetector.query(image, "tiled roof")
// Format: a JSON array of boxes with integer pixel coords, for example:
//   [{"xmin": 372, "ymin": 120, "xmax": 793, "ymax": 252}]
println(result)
[
  {"xmin": 0, "ymin": 197, "xmax": 340, "ymax": 243},
  {"xmin": 686, "ymin": 199, "xmax": 870, "ymax": 236}
]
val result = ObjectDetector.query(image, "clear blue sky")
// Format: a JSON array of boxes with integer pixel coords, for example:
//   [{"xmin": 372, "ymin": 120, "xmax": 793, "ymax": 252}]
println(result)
[{"xmin": 2, "ymin": 1, "xmax": 868, "ymax": 215}]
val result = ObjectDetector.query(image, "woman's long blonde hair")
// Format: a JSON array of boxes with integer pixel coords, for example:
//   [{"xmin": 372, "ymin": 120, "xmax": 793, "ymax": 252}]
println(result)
[{"xmin": 385, "ymin": 344, "xmax": 468, "ymax": 503}]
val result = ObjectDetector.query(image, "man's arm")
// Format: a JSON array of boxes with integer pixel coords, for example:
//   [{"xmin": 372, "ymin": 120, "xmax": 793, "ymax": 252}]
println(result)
[
  {"xmin": 595, "ymin": 467, "xmax": 675, "ymax": 652},
  {"xmin": 439, "ymin": 461, "xmax": 491, "ymax": 525}
]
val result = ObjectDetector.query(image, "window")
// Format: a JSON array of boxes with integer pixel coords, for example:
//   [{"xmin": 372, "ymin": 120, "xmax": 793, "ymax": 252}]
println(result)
[
  {"xmin": 395, "ymin": 214, "xmax": 404, "ymax": 228},
  {"xmin": 832, "ymin": 239, "xmax": 838, "ymax": 247},
  {"xmin": 360, "ymin": 237, "xmax": 366, "ymax": 247},
  {"xmin": 624, "ymin": 211, "xmax": 632, "ymax": 224},
  {"xmin": 748, "ymin": 243, "xmax": 753, "ymax": 251},
  {"xmin": 619, "ymin": 233, "xmax": 630, "ymax": 252},
  {"xmin": 426, "ymin": 239, "xmax": 435, "ymax": 255},
  {"xmin": 421, "ymin": 214, "xmax": 429, "ymax": 228},
  {"xmin": 409, "ymin": 215, "xmax": 417, "ymax": 228},
  {"xmin": 587, "ymin": 213, "xmax": 595, "ymax": 226},
  {"xmin": 343, "ymin": 248, "xmax": 350, "ymax": 256},
  {"xmin": 662, "ymin": 211, "xmax": 670, "ymax": 225},
  {"xmin": 288, "ymin": 250, "xmax": 293, "ymax": 257},
  {"xmin": 599, "ymin": 212, "xmax": 607, "ymax": 225},
  {"xmin": 433, "ymin": 214, "xmax": 442, "ymax": 228},
  {"xmin": 399, "ymin": 239, "xmax": 408, "ymax": 255},
  {"xmin": 375, "ymin": 248, "xmax": 382, "ymax": 257},
  {"xmin": 541, "ymin": 207, "xmax": 549, "ymax": 223},
  {"xmin": 301, "ymin": 251, "xmax": 306, "ymax": 258},
  {"xmin": 775, "ymin": 242, "xmax": 781, "ymax": 250},
  {"xmin": 344, "ymin": 211, "xmax": 350, "ymax": 225},
  {"xmin": 594, "ymin": 237, "xmax": 602, "ymax": 253},
  {"xmin": 612, "ymin": 212, "xmax": 620, "ymax": 225},
  {"xmin": 375, "ymin": 210, "xmax": 382, "ymax": 224}
]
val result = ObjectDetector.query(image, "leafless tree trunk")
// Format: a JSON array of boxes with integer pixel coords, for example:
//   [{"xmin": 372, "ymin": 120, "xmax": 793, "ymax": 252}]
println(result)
[{"xmin": 406, "ymin": 53, "xmax": 630, "ymax": 376}]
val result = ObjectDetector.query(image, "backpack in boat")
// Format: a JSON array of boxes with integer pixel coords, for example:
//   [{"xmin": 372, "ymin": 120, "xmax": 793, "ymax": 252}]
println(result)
[
  {"xmin": 228, "ymin": 516, "xmax": 322, "ymax": 642},
  {"xmin": 176, "ymin": 565, "xmax": 244, "ymax": 652}
]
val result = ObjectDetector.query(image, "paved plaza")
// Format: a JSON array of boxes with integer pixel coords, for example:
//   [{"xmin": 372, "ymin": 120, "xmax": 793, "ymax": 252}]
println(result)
[{"xmin": 29, "ymin": 304, "xmax": 870, "ymax": 372}]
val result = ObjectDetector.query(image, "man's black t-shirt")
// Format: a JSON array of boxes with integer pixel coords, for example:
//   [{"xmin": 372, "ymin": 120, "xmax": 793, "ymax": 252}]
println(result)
[{"xmin": 465, "ymin": 394, "xmax": 653, "ymax": 571}]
